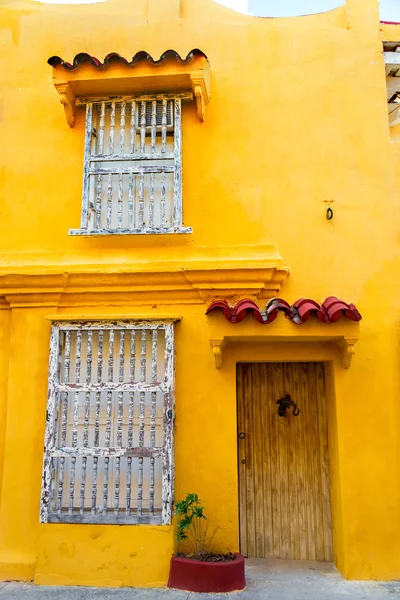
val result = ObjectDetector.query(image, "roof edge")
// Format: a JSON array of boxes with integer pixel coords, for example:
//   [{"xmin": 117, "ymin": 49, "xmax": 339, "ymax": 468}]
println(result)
[{"xmin": 48, "ymin": 49, "xmax": 208, "ymax": 71}]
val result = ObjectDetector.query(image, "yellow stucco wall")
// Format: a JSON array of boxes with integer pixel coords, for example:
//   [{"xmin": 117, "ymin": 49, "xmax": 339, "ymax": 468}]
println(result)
[{"xmin": 0, "ymin": 0, "xmax": 399, "ymax": 586}]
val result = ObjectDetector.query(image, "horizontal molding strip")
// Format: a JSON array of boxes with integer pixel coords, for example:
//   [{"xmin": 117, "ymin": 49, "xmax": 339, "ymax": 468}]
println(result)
[
  {"xmin": 76, "ymin": 92, "xmax": 193, "ymax": 105},
  {"xmin": 46, "ymin": 314, "xmax": 182, "ymax": 322},
  {"xmin": 57, "ymin": 382, "xmax": 165, "ymax": 393},
  {"xmin": 0, "ymin": 248, "xmax": 289, "ymax": 307},
  {"xmin": 50, "ymin": 447, "xmax": 163, "ymax": 459},
  {"xmin": 69, "ymin": 227, "xmax": 192, "ymax": 236},
  {"xmin": 47, "ymin": 513, "xmax": 162, "ymax": 525}
]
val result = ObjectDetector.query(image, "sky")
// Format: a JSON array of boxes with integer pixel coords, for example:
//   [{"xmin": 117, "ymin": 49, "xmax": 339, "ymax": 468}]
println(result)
[
  {"xmin": 216, "ymin": 0, "xmax": 400, "ymax": 21},
  {"xmin": 30, "ymin": 0, "xmax": 400, "ymax": 20}
]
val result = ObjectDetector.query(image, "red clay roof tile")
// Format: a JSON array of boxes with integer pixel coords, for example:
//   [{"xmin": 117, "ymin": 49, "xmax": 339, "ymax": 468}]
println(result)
[
  {"xmin": 206, "ymin": 297, "xmax": 362, "ymax": 325},
  {"xmin": 48, "ymin": 49, "xmax": 207, "ymax": 71}
]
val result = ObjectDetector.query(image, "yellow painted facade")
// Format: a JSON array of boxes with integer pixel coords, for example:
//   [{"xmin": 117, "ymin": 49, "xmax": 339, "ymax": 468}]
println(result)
[{"xmin": 0, "ymin": 0, "xmax": 399, "ymax": 586}]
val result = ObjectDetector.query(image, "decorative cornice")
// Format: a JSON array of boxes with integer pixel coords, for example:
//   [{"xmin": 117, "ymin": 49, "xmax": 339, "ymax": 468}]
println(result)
[
  {"xmin": 0, "ymin": 257, "xmax": 289, "ymax": 308},
  {"xmin": 46, "ymin": 313, "xmax": 182, "ymax": 322},
  {"xmin": 1, "ymin": 274, "xmax": 67, "ymax": 309},
  {"xmin": 182, "ymin": 265, "xmax": 289, "ymax": 304}
]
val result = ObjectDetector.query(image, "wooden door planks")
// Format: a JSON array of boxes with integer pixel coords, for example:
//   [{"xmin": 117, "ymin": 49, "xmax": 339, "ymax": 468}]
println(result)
[
  {"xmin": 237, "ymin": 362, "xmax": 333, "ymax": 561},
  {"xmin": 252, "ymin": 364, "xmax": 265, "ymax": 557},
  {"xmin": 267, "ymin": 363, "xmax": 281, "ymax": 559},
  {"xmin": 316, "ymin": 365, "xmax": 333, "ymax": 561},
  {"xmin": 236, "ymin": 364, "xmax": 248, "ymax": 557},
  {"xmin": 243, "ymin": 364, "xmax": 255, "ymax": 557},
  {"xmin": 260, "ymin": 365, "xmax": 272, "ymax": 558}
]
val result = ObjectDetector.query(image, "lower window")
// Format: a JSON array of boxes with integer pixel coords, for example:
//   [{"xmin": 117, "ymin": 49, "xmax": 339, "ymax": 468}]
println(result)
[{"xmin": 40, "ymin": 320, "xmax": 175, "ymax": 525}]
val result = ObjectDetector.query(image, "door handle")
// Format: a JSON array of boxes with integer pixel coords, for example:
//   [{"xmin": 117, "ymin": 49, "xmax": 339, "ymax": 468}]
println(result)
[
  {"xmin": 239, "ymin": 432, "xmax": 246, "ymax": 439},
  {"xmin": 276, "ymin": 394, "xmax": 300, "ymax": 418}
]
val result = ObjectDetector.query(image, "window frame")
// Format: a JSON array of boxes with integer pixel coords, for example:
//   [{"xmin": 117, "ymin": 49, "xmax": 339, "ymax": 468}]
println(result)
[
  {"xmin": 40, "ymin": 320, "xmax": 176, "ymax": 526},
  {"xmin": 69, "ymin": 92, "xmax": 193, "ymax": 236}
]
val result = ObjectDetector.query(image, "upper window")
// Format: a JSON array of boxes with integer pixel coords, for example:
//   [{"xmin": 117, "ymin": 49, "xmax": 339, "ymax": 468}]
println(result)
[
  {"xmin": 40, "ymin": 320, "xmax": 175, "ymax": 525},
  {"xmin": 69, "ymin": 94, "xmax": 192, "ymax": 236},
  {"xmin": 48, "ymin": 49, "xmax": 210, "ymax": 235}
]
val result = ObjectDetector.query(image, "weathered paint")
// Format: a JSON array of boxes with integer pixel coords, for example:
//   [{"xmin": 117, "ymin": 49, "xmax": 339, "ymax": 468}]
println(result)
[
  {"xmin": 40, "ymin": 321, "xmax": 175, "ymax": 526},
  {"xmin": 81, "ymin": 103, "xmax": 93, "ymax": 230},
  {"xmin": 150, "ymin": 329, "xmax": 158, "ymax": 515},
  {"xmin": 40, "ymin": 326, "xmax": 60, "ymax": 524},
  {"xmin": 74, "ymin": 92, "xmax": 194, "ymax": 105},
  {"xmin": 162, "ymin": 324, "xmax": 175, "ymax": 527},
  {"xmin": 69, "ymin": 226, "xmax": 193, "ymax": 235},
  {"xmin": 0, "ymin": 0, "xmax": 399, "ymax": 588},
  {"xmin": 173, "ymin": 99, "xmax": 182, "ymax": 229},
  {"xmin": 81, "ymin": 329, "xmax": 90, "ymax": 514},
  {"xmin": 51, "ymin": 447, "xmax": 163, "ymax": 458},
  {"xmin": 76, "ymin": 95, "xmax": 185, "ymax": 235}
]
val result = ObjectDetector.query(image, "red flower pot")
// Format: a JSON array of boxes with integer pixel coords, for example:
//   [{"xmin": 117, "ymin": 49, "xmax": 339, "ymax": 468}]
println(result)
[{"xmin": 167, "ymin": 553, "xmax": 246, "ymax": 593}]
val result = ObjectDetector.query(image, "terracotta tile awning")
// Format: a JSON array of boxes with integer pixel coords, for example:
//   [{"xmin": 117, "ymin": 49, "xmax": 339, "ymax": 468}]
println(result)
[
  {"xmin": 206, "ymin": 297, "xmax": 362, "ymax": 325},
  {"xmin": 47, "ymin": 49, "xmax": 207, "ymax": 71},
  {"xmin": 48, "ymin": 48, "xmax": 210, "ymax": 126}
]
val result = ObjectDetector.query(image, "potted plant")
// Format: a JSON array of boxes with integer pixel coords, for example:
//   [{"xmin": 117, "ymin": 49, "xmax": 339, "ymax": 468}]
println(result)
[{"xmin": 167, "ymin": 493, "xmax": 246, "ymax": 593}]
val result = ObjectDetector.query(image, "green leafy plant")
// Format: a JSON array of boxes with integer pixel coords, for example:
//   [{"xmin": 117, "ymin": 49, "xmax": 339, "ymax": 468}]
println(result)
[{"xmin": 174, "ymin": 493, "xmax": 218, "ymax": 555}]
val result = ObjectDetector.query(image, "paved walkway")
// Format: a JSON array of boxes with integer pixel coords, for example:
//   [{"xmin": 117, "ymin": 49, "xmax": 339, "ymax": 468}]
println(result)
[{"xmin": 0, "ymin": 560, "xmax": 399, "ymax": 599}]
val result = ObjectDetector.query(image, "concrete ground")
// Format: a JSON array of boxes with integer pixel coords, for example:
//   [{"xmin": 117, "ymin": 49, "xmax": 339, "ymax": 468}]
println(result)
[{"xmin": 0, "ymin": 560, "xmax": 399, "ymax": 599}]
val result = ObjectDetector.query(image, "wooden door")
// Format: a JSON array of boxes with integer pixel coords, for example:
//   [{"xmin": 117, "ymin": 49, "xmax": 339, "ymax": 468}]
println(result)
[{"xmin": 237, "ymin": 362, "xmax": 333, "ymax": 561}]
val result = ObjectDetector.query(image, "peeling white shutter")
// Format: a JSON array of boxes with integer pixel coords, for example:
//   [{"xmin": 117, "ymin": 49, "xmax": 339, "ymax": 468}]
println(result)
[
  {"xmin": 70, "ymin": 93, "xmax": 191, "ymax": 235},
  {"xmin": 40, "ymin": 321, "xmax": 175, "ymax": 525}
]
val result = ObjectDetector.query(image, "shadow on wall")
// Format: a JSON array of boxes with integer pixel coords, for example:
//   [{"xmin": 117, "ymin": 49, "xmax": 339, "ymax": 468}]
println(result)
[{"xmin": 214, "ymin": 0, "xmax": 400, "ymax": 21}]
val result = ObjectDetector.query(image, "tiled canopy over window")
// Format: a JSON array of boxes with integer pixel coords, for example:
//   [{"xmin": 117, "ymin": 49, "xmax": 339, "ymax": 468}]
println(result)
[{"xmin": 48, "ymin": 49, "xmax": 210, "ymax": 236}]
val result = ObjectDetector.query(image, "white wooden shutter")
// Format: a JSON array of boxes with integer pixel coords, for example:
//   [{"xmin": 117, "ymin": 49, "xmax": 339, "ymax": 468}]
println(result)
[
  {"xmin": 40, "ymin": 321, "xmax": 175, "ymax": 525},
  {"xmin": 69, "ymin": 93, "xmax": 192, "ymax": 236}
]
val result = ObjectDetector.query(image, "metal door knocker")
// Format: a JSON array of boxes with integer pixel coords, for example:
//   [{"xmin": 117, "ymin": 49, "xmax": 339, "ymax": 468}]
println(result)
[{"xmin": 276, "ymin": 394, "xmax": 300, "ymax": 418}]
